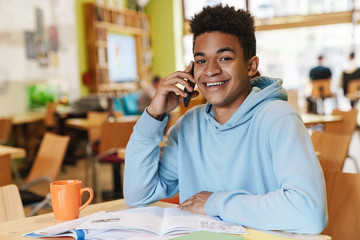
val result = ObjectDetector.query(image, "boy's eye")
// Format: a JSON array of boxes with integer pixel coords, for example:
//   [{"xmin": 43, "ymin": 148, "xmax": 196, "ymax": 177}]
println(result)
[
  {"xmin": 220, "ymin": 57, "xmax": 232, "ymax": 61},
  {"xmin": 196, "ymin": 59, "xmax": 206, "ymax": 64}
]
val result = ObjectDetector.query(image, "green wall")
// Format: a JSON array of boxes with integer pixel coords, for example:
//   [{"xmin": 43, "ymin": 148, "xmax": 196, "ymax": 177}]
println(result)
[{"xmin": 145, "ymin": 0, "xmax": 184, "ymax": 78}]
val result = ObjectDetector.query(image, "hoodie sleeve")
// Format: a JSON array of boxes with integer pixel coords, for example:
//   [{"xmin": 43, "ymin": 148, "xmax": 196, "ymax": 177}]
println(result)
[
  {"xmin": 204, "ymin": 111, "xmax": 328, "ymax": 234},
  {"xmin": 124, "ymin": 109, "xmax": 180, "ymax": 207}
]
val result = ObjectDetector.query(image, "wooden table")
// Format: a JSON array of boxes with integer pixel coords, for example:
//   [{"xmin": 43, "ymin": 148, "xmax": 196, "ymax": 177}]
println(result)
[
  {"xmin": 301, "ymin": 114, "xmax": 342, "ymax": 127},
  {"xmin": 0, "ymin": 145, "xmax": 26, "ymax": 184},
  {"xmin": 0, "ymin": 145, "xmax": 26, "ymax": 159},
  {"xmin": 11, "ymin": 106, "xmax": 74, "ymax": 125},
  {"xmin": 12, "ymin": 112, "xmax": 45, "ymax": 126},
  {"xmin": 0, "ymin": 199, "xmax": 331, "ymax": 240},
  {"xmin": 65, "ymin": 115, "xmax": 139, "ymax": 131}
]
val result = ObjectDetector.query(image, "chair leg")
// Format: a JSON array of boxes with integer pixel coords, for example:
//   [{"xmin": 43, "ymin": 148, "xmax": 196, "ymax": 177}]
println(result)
[
  {"xmin": 94, "ymin": 161, "xmax": 102, "ymax": 203},
  {"xmin": 113, "ymin": 164, "xmax": 122, "ymax": 194},
  {"xmin": 11, "ymin": 160, "xmax": 24, "ymax": 185},
  {"xmin": 26, "ymin": 193, "xmax": 51, "ymax": 217},
  {"xmin": 85, "ymin": 143, "xmax": 93, "ymax": 186}
]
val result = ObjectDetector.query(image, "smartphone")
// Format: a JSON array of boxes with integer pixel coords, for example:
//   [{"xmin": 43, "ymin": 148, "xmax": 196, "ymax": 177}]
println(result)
[{"xmin": 183, "ymin": 65, "xmax": 195, "ymax": 108}]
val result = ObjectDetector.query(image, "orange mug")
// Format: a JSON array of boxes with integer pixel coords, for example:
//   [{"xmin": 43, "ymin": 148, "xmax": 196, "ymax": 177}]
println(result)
[{"xmin": 50, "ymin": 180, "xmax": 94, "ymax": 220}]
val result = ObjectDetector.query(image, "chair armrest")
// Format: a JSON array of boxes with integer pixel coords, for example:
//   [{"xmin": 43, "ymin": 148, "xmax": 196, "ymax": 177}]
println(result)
[{"xmin": 21, "ymin": 176, "xmax": 52, "ymax": 191}]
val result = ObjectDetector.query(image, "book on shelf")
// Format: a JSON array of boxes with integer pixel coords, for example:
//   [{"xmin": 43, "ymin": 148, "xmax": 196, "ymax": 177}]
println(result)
[
  {"xmin": 95, "ymin": 7, "xmax": 104, "ymax": 21},
  {"xmin": 96, "ymin": 28, "xmax": 107, "ymax": 41},
  {"xmin": 23, "ymin": 207, "xmax": 247, "ymax": 239},
  {"xmin": 97, "ymin": 47, "xmax": 107, "ymax": 65}
]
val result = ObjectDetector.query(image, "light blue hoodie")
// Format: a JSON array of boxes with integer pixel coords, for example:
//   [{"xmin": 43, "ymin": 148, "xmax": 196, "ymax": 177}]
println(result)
[{"xmin": 124, "ymin": 76, "xmax": 328, "ymax": 234}]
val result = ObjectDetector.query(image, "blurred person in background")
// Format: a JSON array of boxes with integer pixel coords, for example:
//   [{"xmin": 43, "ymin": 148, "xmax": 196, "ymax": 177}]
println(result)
[{"xmin": 309, "ymin": 55, "xmax": 332, "ymax": 82}]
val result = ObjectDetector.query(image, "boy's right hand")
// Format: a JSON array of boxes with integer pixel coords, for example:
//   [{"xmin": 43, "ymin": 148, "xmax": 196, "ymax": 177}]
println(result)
[{"xmin": 147, "ymin": 61, "xmax": 198, "ymax": 120}]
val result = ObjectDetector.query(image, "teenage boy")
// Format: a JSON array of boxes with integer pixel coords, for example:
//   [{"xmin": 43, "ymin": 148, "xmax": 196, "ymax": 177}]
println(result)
[{"xmin": 124, "ymin": 5, "xmax": 327, "ymax": 234}]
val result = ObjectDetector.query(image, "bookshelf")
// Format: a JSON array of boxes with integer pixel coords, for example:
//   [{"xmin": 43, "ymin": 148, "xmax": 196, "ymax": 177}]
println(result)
[{"xmin": 84, "ymin": 3, "xmax": 152, "ymax": 93}]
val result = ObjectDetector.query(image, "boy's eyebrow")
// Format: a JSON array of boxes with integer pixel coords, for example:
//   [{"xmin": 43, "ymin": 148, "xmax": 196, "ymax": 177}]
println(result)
[
  {"xmin": 194, "ymin": 47, "xmax": 235, "ymax": 57},
  {"xmin": 217, "ymin": 47, "xmax": 235, "ymax": 54},
  {"xmin": 194, "ymin": 52, "xmax": 205, "ymax": 57}
]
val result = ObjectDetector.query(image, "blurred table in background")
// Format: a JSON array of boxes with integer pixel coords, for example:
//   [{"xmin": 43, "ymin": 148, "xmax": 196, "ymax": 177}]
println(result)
[
  {"xmin": 12, "ymin": 112, "xmax": 45, "ymax": 125},
  {"xmin": 0, "ymin": 145, "xmax": 26, "ymax": 159},
  {"xmin": 0, "ymin": 145, "xmax": 26, "ymax": 184},
  {"xmin": 301, "ymin": 114, "xmax": 342, "ymax": 128}
]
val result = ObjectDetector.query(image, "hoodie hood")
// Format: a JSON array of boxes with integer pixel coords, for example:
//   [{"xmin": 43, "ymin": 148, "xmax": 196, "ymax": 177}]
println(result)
[{"xmin": 204, "ymin": 76, "xmax": 287, "ymax": 131}]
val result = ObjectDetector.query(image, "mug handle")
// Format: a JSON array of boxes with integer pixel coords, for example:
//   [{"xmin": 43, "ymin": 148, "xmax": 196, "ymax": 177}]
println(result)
[{"xmin": 79, "ymin": 187, "xmax": 94, "ymax": 211}]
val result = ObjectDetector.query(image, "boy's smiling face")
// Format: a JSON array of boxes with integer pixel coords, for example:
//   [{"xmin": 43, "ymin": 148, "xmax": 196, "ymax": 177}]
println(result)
[{"xmin": 193, "ymin": 31, "xmax": 258, "ymax": 112}]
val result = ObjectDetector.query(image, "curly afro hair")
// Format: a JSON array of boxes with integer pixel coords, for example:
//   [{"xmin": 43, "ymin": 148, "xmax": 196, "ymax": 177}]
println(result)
[{"xmin": 190, "ymin": 4, "xmax": 256, "ymax": 61}]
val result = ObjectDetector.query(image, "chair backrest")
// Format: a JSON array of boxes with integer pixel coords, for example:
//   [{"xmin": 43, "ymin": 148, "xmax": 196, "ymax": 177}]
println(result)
[
  {"xmin": 323, "ymin": 109, "xmax": 358, "ymax": 135},
  {"xmin": 286, "ymin": 89, "xmax": 301, "ymax": 114},
  {"xmin": 25, "ymin": 132, "xmax": 70, "ymax": 184},
  {"xmin": 347, "ymin": 78, "xmax": 360, "ymax": 94},
  {"xmin": 0, "ymin": 154, "xmax": 12, "ymax": 187},
  {"xmin": 322, "ymin": 170, "xmax": 360, "ymax": 240},
  {"xmin": 0, "ymin": 117, "xmax": 12, "ymax": 144},
  {"xmin": 44, "ymin": 103, "xmax": 57, "ymax": 128},
  {"xmin": 311, "ymin": 131, "xmax": 352, "ymax": 172},
  {"xmin": 99, "ymin": 119, "xmax": 137, "ymax": 154},
  {"xmin": 0, "ymin": 184, "xmax": 25, "ymax": 222},
  {"xmin": 87, "ymin": 111, "xmax": 109, "ymax": 144},
  {"xmin": 87, "ymin": 111, "xmax": 123, "ymax": 144},
  {"xmin": 312, "ymin": 79, "xmax": 332, "ymax": 98}
]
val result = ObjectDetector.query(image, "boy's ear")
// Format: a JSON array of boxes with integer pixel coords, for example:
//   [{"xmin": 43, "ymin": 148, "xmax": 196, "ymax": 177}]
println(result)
[{"xmin": 247, "ymin": 56, "xmax": 259, "ymax": 77}]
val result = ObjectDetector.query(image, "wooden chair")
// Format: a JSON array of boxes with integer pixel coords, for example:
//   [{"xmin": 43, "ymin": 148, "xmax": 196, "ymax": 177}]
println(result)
[
  {"xmin": 347, "ymin": 79, "xmax": 360, "ymax": 95},
  {"xmin": 0, "ymin": 117, "xmax": 12, "ymax": 144},
  {"xmin": 0, "ymin": 184, "xmax": 25, "ymax": 222},
  {"xmin": 287, "ymin": 89, "xmax": 301, "ymax": 114},
  {"xmin": 93, "ymin": 119, "xmax": 137, "ymax": 202},
  {"xmin": 324, "ymin": 109, "xmax": 358, "ymax": 135},
  {"xmin": 311, "ymin": 131, "xmax": 352, "ymax": 172},
  {"xmin": 322, "ymin": 170, "xmax": 360, "ymax": 240},
  {"xmin": 0, "ymin": 154, "xmax": 12, "ymax": 187},
  {"xmin": 20, "ymin": 132, "xmax": 70, "ymax": 216},
  {"xmin": 323, "ymin": 109, "xmax": 359, "ymax": 172},
  {"xmin": 86, "ymin": 111, "xmax": 109, "ymax": 145},
  {"xmin": 44, "ymin": 102, "xmax": 57, "ymax": 130},
  {"xmin": 346, "ymin": 79, "xmax": 360, "ymax": 107},
  {"xmin": 311, "ymin": 79, "xmax": 333, "ymax": 98},
  {"xmin": 86, "ymin": 111, "xmax": 123, "ymax": 145},
  {"xmin": 85, "ymin": 111, "xmax": 123, "ymax": 186}
]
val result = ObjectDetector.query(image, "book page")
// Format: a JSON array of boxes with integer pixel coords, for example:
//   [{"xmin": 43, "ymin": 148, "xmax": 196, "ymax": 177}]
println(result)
[
  {"xmin": 23, "ymin": 211, "xmax": 107, "ymax": 238},
  {"xmin": 78, "ymin": 206, "xmax": 165, "ymax": 235},
  {"xmin": 161, "ymin": 208, "xmax": 247, "ymax": 235}
]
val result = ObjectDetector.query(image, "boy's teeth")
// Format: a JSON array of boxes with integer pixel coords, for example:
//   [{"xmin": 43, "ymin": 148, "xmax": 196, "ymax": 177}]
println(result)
[{"xmin": 206, "ymin": 81, "xmax": 225, "ymax": 87}]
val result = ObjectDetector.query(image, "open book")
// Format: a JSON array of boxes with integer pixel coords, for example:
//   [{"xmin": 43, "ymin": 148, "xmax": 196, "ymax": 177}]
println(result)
[{"xmin": 24, "ymin": 207, "xmax": 246, "ymax": 239}]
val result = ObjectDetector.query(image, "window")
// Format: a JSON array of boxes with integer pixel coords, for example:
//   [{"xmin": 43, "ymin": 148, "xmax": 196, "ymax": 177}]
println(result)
[
  {"xmin": 182, "ymin": 0, "xmax": 246, "ymax": 20},
  {"xmin": 256, "ymin": 23, "xmax": 356, "ymax": 91},
  {"xmin": 181, "ymin": 0, "xmax": 359, "ymax": 104},
  {"xmin": 249, "ymin": 0, "xmax": 353, "ymax": 19}
]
